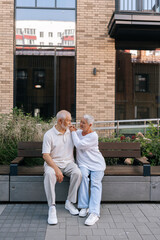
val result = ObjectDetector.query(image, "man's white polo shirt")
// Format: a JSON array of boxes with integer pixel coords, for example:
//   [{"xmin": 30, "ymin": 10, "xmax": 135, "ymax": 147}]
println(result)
[{"xmin": 42, "ymin": 126, "xmax": 74, "ymax": 168}]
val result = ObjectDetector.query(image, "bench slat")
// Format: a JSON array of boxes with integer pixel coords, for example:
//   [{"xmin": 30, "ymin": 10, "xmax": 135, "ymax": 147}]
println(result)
[
  {"xmin": 18, "ymin": 142, "xmax": 42, "ymax": 150},
  {"xmin": 104, "ymin": 165, "xmax": 143, "ymax": 176},
  {"xmin": 99, "ymin": 142, "xmax": 141, "ymax": 150},
  {"xmin": 101, "ymin": 150, "xmax": 141, "ymax": 158},
  {"xmin": 18, "ymin": 150, "xmax": 42, "ymax": 157}
]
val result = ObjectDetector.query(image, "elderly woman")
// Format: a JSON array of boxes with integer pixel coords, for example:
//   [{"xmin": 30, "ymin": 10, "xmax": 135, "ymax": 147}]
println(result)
[{"xmin": 70, "ymin": 114, "xmax": 106, "ymax": 226}]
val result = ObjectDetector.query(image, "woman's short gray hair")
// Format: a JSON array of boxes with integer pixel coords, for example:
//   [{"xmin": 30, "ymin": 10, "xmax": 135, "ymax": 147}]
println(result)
[
  {"xmin": 56, "ymin": 110, "xmax": 71, "ymax": 120},
  {"xmin": 83, "ymin": 114, "xmax": 94, "ymax": 125}
]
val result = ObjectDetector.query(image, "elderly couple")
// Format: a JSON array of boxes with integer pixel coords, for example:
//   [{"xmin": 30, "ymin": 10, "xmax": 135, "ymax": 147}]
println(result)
[{"xmin": 42, "ymin": 110, "xmax": 106, "ymax": 226}]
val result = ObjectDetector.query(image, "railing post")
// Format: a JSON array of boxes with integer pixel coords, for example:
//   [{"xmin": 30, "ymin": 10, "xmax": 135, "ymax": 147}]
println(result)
[
  {"xmin": 115, "ymin": 0, "xmax": 120, "ymax": 11},
  {"xmin": 143, "ymin": 164, "xmax": 150, "ymax": 176},
  {"xmin": 117, "ymin": 121, "xmax": 119, "ymax": 136},
  {"xmin": 136, "ymin": 0, "xmax": 142, "ymax": 11},
  {"xmin": 157, "ymin": 119, "xmax": 159, "ymax": 136},
  {"xmin": 144, "ymin": 121, "xmax": 146, "ymax": 135}
]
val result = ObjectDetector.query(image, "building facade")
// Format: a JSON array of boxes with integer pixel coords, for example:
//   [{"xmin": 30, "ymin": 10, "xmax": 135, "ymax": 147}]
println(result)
[{"xmin": 1, "ymin": 0, "xmax": 160, "ymax": 121}]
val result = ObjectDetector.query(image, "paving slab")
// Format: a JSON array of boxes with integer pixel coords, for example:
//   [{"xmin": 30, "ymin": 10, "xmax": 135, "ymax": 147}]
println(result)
[{"xmin": 0, "ymin": 203, "xmax": 160, "ymax": 240}]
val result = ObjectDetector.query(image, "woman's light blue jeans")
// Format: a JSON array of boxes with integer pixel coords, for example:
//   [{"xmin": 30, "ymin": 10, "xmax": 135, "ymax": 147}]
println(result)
[{"xmin": 78, "ymin": 166, "xmax": 104, "ymax": 216}]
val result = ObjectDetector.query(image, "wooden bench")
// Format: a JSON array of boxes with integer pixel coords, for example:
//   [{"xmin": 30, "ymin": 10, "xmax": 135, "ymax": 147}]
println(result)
[
  {"xmin": 10, "ymin": 141, "xmax": 150, "ymax": 176},
  {"xmin": 99, "ymin": 142, "xmax": 150, "ymax": 176}
]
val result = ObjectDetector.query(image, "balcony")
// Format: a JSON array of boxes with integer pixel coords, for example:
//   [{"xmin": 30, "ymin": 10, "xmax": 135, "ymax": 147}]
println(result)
[{"xmin": 108, "ymin": 0, "xmax": 160, "ymax": 49}]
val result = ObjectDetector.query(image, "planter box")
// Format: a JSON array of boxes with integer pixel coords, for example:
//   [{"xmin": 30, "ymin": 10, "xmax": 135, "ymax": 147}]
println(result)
[
  {"xmin": 0, "ymin": 175, "xmax": 9, "ymax": 201},
  {"xmin": 10, "ymin": 176, "xmax": 69, "ymax": 202},
  {"xmin": 151, "ymin": 176, "xmax": 160, "ymax": 201},
  {"xmin": 102, "ymin": 176, "xmax": 151, "ymax": 202},
  {"xmin": 10, "ymin": 175, "xmax": 152, "ymax": 202}
]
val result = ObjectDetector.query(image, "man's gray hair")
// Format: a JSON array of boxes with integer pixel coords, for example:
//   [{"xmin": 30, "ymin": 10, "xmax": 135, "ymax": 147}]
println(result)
[
  {"xmin": 83, "ymin": 114, "xmax": 94, "ymax": 125},
  {"xmin": 56, "ymin": 110, "xmax": 71, "ymax": 120}
]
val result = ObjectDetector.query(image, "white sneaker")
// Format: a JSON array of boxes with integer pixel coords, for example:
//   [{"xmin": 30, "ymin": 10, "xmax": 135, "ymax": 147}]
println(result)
[
  {"xmin": 48, "ymin": 206, "xmax": 58, "ymax": 225},
  {"xmin": 65, "ymin": 200, "xmax": 79, "ymax": 215},
  {"xmin": 85, "ymin": 213, "xmax": 99, "ymax": 226},
  {"xmin": 79, "ymin": 208, "xmax": 89, "ymax": 217}
]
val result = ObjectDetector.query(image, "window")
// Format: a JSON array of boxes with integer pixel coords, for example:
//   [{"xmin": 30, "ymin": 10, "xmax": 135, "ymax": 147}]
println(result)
[
  {"xmin": 37, "ymin": 0, "xmax": 55, "ymax": 7},
  {"xmin": 137, "ymin": 106, "xmax": 149, "ymax": 119},
  {"xmin": 16, "ymin": 39, "xmax": 23, "ymax": 44},
  {"xmin": 33, "ymin": 70, "xmax": 45, "ymax": 88},
  {"xmin": 17, "ymin": 0, "xmax": 75, "ymax": 8},
  {"xmin": 48, "ymin": 32, "xmax": 53, "ymax": 37},
  {"xmin": 135, "ymin": 74, "xmax": 149, "ymax": 92},
  {"xmin": 146, "ymin": 51, "xmax": 155, "ymax": 56},
  {"xmin": 64, "ymin": 29, "xmax": 74, "ymax": 36},
  {"xmin": 57, "ymin": 32, "xmax": 62, "ymax": 37},
  {"xmin": 40, "ymin": 32, "xmax": 44, "ymax": 37},
  {"xmin": 16, "ymin": 28, "xmax": 22, "ymax": 34},
  {"xmin": 25, "ymin": 39, "xmax": 35, "ymax": 45},
  {"xmin": 16, "ymin": 70, "xmax": 28, "ymax": 110},
  {"xmin": 57, "ymin": 0, "xmax": 75, "ymax": 8},
  {"xmin": 15, "ymin": 0, "xmax": 76, "ymax": 119},
  {"xmin": 24, "ymin": 28, "xmax": 35, "ymax": 35}
]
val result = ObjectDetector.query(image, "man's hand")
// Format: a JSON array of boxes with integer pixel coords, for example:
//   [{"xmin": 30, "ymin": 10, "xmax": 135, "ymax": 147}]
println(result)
[
  {"xmin": 43, "ymin": 153, "xmax": 64, "ymax": 183},
  {"xmin": 55, "ymin": 168, "xmax": 64, "ymax": 183}
]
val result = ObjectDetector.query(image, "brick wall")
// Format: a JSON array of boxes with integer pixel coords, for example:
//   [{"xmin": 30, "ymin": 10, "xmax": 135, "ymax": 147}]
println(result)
[
  {"xmin": 76, "ymin": 0, "xmax": 115, "ymax": 121},
  {"xmin": 0, "ymin": 0, "xmax": 14, "ymax": 114}
]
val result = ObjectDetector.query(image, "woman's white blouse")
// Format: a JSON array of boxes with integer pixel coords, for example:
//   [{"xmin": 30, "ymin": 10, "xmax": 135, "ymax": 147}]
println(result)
[{"xmin": 71, "ymin": 129, "xmax": 106, "ymax": 171}]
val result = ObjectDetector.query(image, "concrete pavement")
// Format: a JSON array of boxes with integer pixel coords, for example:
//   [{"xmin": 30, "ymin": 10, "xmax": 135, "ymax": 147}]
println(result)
[{"xmin": 0, "ymin": 203, "xmax": 160, "ymax": 240}]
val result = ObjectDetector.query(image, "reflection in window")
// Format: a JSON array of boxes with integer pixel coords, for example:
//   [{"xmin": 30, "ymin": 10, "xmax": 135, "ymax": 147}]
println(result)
[
  {"xmin": 33, "ymin": 70, "xmax": 45, "ymax": 89},
  {"xmin": 16, "ymin": 9, "xmax": 75, "ymax": 21},
  {"xmin": 40, "ymin": 32, "xmax": 44, "ymax": 37},
  {"xmin": 16, "ymin": 70, "xmax": 28, "ymax": 110},
  {"xmin": 16, "ymin": 0, "xmax": 35, "ymax": 7},
  {"xmin": 57, "ymin": 32, "xmax": 62, "ymax": 37},
  {"xmin": 116, "ymin": 104, "xmax": 125, "ymax": 120},
  {"xmin": 137, "ymin": 106, "xmax": 149, "ymax": 119},
  {"xmin": 119, "ymin": 0, "xmax": 159, "ymax": 12},
  {"xmin": 57, "ymin": 0, "xmax": 75, "ymax": 8},
  {"xmin": 135, "ymin": 74, "xmax": 149, "ymax": 92},
  {"xmin": 37, "ymin": 0, "xmax": 55, "ymax": 8},
  {"xmin": 16, "ymin": 28, "xmax": 22, "ymax": 34},
  {"xmin": 48, "ymin": 32, "xmax": 53, "ymax": 37}
]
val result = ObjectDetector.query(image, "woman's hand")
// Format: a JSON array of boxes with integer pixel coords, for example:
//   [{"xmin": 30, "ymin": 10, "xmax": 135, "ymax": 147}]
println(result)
[{"xmin": 69, "ymin": 125, "xmax": 77, "ymax": 132}]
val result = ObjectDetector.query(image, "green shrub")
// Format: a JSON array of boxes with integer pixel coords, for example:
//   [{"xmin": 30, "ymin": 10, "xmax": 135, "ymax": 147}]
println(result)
[
  {"xmin": 0, "ymin": 108, "xmax": 56, "ymax": 165},
  {"xmin": 99, "ymin": 124, "xmax": 160, "ymax": 166}
]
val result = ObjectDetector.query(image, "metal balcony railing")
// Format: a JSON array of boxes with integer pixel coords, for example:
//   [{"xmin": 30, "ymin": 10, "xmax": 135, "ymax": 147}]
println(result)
[
  {"xmin": 116, "ymin": 0, "xmax": 160, "ymax": 13},
  {"xmin": 74, "ymin": 118, "xmax": 160, "ymax": 137}
]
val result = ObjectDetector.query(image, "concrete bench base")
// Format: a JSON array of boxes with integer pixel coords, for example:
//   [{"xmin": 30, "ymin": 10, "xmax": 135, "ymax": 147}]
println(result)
[
  {"xmin": 10, "ymin": 176, "xmax": 69, "ymax": 202},
  {"xmin": 151, "ymin": 176, "xmax": 160, "ymax": 201},
  {"xmin": 102, "ymin": 176, "xmax": 150, "ymax": 201},
  {"xmin": 9, "ymin": 175, "xmax": 160, "ymax": 202},
  {"xmin": 0, "ymin": 175, "xmax": 9, "ymax": 201}
]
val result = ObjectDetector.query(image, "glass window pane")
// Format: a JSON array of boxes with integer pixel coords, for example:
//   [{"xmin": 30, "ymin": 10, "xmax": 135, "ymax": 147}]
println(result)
[
  {"xmin": 57, "ymin": 0, "xmax": 75, "ymax": 8},
  {"xmin": 16, "ymin": 9, "xmax": 75, "ymax": 47},
  {"xmin": 16, "ymin": 0, "xmax": 35, "ymax": 7},
  {"xmin": 16, "ymin": 9, "xmax": 75, "ymax": 21},
  {"xmin": 37, "ymin": 0, "xmax": 55, "ymax": 8}
]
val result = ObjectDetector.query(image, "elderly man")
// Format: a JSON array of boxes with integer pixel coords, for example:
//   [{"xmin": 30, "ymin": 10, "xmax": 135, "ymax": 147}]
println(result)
[{"xmin": 42, "ymin": 110, "xmax": 82, "ymax": 225}]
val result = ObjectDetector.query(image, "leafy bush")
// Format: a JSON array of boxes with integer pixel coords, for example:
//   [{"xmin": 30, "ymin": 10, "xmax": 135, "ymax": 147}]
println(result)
[
  {"xmin": 1, "ymin": 110, "xmax": 160, "ymax": 166},
  {"xmin": 0, "ymin": 108, "xmax": 56, "ymax": 165},
  {"xmin": 99, "ymin": 124, "xmax": 160, "ymax": 166}
]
